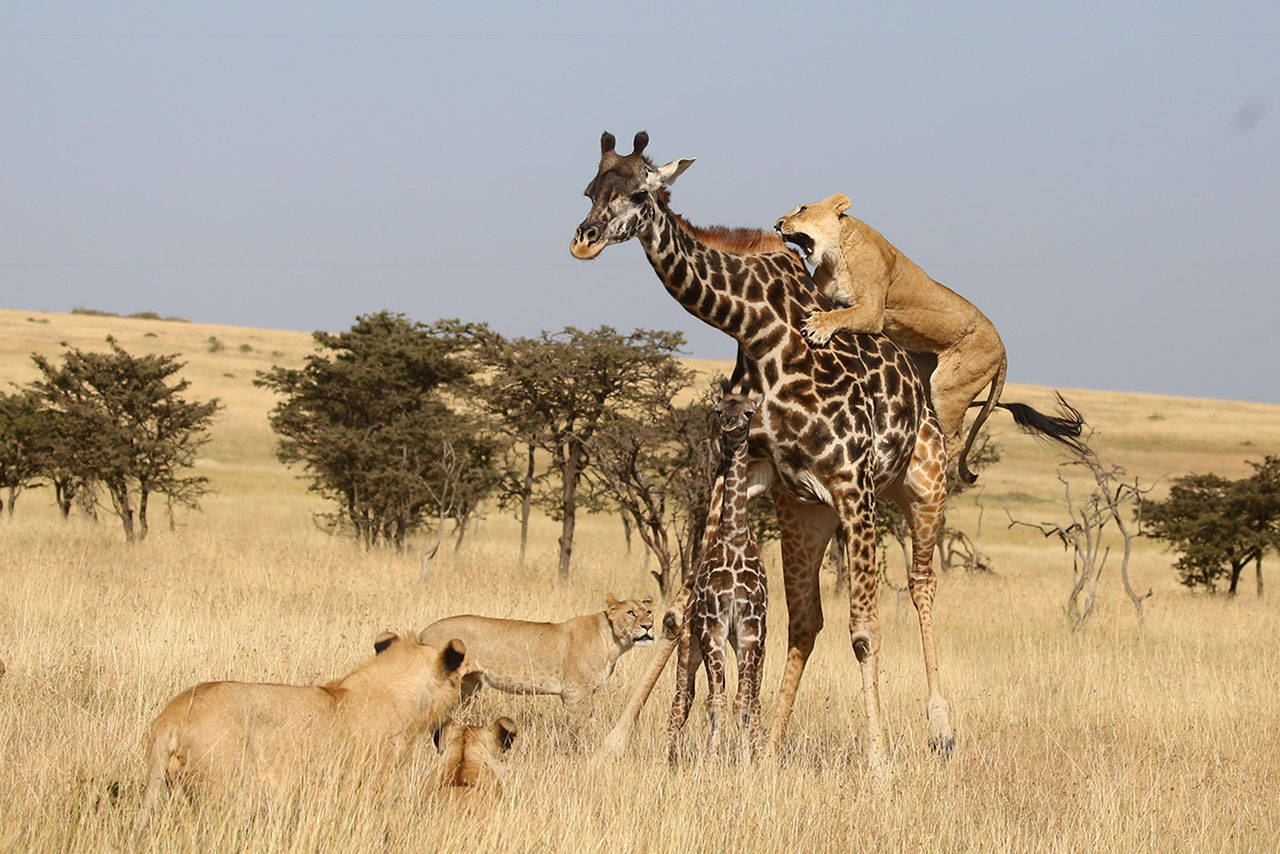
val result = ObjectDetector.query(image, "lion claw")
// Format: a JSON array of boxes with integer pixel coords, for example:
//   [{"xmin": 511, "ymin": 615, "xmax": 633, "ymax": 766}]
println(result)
[{"xmin": 803, "ymin": 313, "xmax": 835, "ymax": 346}]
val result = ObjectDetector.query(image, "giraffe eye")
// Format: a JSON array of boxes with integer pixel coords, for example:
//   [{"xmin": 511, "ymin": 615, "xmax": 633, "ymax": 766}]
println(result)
[{"xmin": 630, "ymin": 191, "xmax": 648, "ymax": 203}]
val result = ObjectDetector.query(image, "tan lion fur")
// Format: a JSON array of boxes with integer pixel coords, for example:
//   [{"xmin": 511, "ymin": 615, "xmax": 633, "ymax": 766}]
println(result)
[
  {"xmin": 137, "ymin": 632, "xmax": 467, "ymax": 820},
  {"xmin": 417, "ymin": 595, "xmax": 654, "ymax": 727},
  {"xmin": 776, "ymin": 193, "xmax": 1007, "ymax": 481},
  {"xmin": 430, "ymin": 716, "xmax": 517, "ymax": 792}
]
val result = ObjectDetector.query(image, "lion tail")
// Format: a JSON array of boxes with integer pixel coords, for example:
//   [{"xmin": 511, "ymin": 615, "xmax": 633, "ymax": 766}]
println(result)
[
  {"xmin": 956, "ymin": 358, "xmax": 1007, "ymax": 485},
  {"xmin": 967, "ymin": 389, "xmax": 1090, "ymax": 465},
  {"xmin": 136, "ymin": 721, "xmax": 181, "ymax": 827}
]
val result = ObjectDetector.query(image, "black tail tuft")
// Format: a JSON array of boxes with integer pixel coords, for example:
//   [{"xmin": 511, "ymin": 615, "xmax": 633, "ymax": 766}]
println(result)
[{"xmin": 996, "ymin": 392, "xmax": 1090, "ymax": 458}]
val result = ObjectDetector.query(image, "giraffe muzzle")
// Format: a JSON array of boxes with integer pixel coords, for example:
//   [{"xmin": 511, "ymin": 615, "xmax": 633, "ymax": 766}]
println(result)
[{"xmin": 571, "ymin": 223, "xmax": 606, "ymax": 260}]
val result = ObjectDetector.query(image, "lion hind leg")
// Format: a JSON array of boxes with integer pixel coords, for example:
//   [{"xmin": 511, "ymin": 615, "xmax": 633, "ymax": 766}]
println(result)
[{"xmin": 929, "ymin": 333, "xmax": 1006, "ymax": 481}]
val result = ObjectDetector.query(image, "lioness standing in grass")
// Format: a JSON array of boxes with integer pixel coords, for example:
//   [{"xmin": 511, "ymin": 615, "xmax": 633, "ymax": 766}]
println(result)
[
  {"xmin": 138, "ymin": 632, "xmax": 466, "ymax": 819},
  {"xmin": 417, "ymin": 596, "xmax": 654, "ymax": 727},
  {"xmin": 775, "ymin": 193, "xmax": 1007, "ymax": 483}
]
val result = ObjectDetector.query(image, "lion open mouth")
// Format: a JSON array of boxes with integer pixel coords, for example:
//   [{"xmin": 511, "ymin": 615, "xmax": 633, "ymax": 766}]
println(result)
[
  {"xmin": 778, "ymin": 229, "xmax": 815, "ymax": 259},
  {"xmin": 634, "ymin": 631, "xmax": 654, "ymax": 646}
]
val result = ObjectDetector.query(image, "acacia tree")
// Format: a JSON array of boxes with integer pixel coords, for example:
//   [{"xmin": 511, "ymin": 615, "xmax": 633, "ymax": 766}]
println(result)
[
  {"xmin": 256, "ymin": 312, "xmax": 502, "ymax": 551},
  {"xmin": 38, "ymin": 408, "xmax": 91, "ymax": 518},
  {"xmin": 1145, "ymin": 458, "xmax": 1279, "ymax": 596},
  {"xmin": 0, "ymin": 390, "xmax": 47, "ymax": 516},
  {"xmin": 473, "ymin": 326, "xmax": 686, "ymax": 579},
  {"xmin": 586, "ymin": 365, "xmax": 716, "ymax": 595},
  {"xmin": 28, "ymin": 341, "xmax": 219, "ymax": 541}
]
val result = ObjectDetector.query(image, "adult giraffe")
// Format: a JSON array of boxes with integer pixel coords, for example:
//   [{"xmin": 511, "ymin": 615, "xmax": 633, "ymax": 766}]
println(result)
[{"xmin": 571, "ymin": 131, "xmax": 953, "ymax": 773}]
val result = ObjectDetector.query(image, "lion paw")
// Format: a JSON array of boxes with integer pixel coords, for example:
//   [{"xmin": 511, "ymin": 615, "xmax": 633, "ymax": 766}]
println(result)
[{"xmin": 803, "ymin": 311, "xmax": 841, "ymax": 345}]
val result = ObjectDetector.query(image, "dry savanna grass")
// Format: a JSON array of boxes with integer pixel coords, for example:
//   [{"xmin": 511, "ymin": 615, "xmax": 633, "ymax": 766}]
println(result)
[{"xmin": 1, "ymin": 308, "xmax": 1278, "ymax": 851}]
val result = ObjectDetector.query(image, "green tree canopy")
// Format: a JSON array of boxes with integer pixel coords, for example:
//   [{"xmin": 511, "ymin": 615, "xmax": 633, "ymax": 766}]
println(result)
[
  {"xmin": 256, "ymin": 312, "xmax": 502, "ymax": 550},
  {"xmin": 28, "ymin": 341, "xmax": 219, "ymax": 541},
  {"xmin": 472, "ymin": 326, "xmax": 687, "ymax": 579},
  {"xmin": 0, "ymin": 390, "xmax": 48, "ymax": 516},
  {"xmin": 1144, "ymin": 458, "xmax": 1280, "ymax": 595}
]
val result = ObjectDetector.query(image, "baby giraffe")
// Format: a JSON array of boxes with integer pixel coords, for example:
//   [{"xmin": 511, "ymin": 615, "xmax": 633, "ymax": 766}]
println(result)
[{"xmin": 666, "ymin": 386, "xmax": 768, "ymax": 762}]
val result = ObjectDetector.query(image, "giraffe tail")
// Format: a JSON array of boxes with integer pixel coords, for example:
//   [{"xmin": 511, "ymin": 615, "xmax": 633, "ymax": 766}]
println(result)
[{"xmin": 955, "ymin": 357, "xmax": 1007, "ymax": 485}]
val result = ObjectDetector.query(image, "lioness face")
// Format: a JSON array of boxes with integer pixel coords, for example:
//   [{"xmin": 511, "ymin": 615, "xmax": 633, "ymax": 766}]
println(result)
[
  {"xmin": 774, "ymin": 193, "xmax": 850, "ymax": 264},
  {"xmin": 604, "ymin": 595, "xmax": 656, "ymax": 647}
]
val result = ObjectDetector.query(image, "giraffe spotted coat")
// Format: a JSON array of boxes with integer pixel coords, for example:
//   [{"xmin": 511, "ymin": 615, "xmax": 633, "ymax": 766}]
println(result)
[{"xmin": 572, "ymin": 131, "xmax": 955, "ymax": 774}]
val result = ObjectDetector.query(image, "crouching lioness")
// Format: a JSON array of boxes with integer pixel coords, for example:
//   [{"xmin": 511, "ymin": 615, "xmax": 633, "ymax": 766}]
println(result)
[
  {"xmin": 417, "ymin": 596, "xmax": 654, "ymax": 726},
  {"xmin": 430, "ymin": 716, "xmax": 518, "ymax": 792},
  {"xmin": 138, "ymin": 632, "xmax": 467, "ymax": 819}
]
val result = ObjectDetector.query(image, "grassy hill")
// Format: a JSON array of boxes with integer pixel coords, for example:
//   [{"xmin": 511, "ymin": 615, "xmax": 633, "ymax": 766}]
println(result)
[{"xmin": 1, "ymin": 307, "xmax": 1277, "ymax": 851}]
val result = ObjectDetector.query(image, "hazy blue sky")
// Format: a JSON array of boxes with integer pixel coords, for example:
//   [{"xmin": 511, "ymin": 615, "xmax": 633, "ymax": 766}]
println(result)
[{"xmin": 2, "ymin": 2, "xmax": 1277, "ymax": 402}]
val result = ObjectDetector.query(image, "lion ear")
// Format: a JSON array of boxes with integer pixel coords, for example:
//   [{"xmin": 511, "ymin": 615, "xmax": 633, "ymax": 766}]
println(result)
[
  {"xmin": 493, "ymin": 716, "xmax": 518, "ymax": 752},
  {"xmin": 827, "ymin": 193, "xmax": 851, "ymax": 215},
  {"xmin": 441, "ymin": 638, "xmax": 467, "ymax": 674},
  {"xmin": 605, "ymin": 594, "xmax": 621, "ymax": 610},
  {"xmin": 373, "ymin": 631, "xmax": 398, "ymax": 655}
]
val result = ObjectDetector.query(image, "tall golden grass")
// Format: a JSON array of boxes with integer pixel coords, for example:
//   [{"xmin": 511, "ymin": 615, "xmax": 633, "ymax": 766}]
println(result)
[{"xmin": 1, "ymin": 308, "xmax": 1277, "ymax": 851}]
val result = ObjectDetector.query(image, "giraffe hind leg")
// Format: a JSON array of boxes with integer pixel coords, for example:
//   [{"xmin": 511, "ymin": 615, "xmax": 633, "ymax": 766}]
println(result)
[
  {"xmin": 766, "ymin": 489, "xmax": 837, "ymax": 755},
  {"xmin": 888, "ymin": 413, "xmax": 955, "ymax": 756},
  {"xmin": 837, "ymin": 474, "xmax": 889, "ymax": 779}
]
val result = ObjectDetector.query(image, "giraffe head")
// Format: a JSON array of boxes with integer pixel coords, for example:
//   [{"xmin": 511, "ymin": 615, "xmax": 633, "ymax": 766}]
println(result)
[
  {"xmin": 711, "ymin": 383, "xmax": 763, "ymax": 449},
  {"xmin": 571, "ymin": 131, "xmax": 695, "ymax": 260}
]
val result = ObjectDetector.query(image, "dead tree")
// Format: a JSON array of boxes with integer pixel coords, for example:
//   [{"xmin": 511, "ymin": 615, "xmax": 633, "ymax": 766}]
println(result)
[
  {"xmin": 1009, "ymin": 453, "xmax": 1153, "ymax": 630},
  {"xmin": 420, "ymin": 442, "xmax": 464, "ymax": 584}
]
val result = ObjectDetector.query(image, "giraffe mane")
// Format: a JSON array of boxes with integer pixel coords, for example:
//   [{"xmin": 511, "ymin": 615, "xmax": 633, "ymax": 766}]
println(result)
[{"xmin": 655, "ymin": 190, "xmax": 801, "ymax": 260}]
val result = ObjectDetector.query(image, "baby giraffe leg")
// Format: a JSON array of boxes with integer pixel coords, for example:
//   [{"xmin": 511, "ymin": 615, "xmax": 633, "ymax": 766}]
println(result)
[{"xmin": 702, "ymin": 616, "xmax": 730, "ymax": 754}]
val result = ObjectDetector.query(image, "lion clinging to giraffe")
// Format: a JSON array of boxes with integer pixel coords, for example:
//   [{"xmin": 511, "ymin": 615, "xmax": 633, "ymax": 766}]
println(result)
[{"xmin": 775, "ymin": 192, "xmax": 1085, "ymax": 483}]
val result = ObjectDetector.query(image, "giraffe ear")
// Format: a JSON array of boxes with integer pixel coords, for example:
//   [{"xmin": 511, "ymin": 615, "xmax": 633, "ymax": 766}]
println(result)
[{"xmin": 646, "ymin": 158, "xmax": 695, "ymax": 190}]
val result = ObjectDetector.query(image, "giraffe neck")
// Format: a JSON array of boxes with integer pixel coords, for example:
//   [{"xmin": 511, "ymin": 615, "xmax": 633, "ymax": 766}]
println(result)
[
  {"xmin": 717, "ymin": 434, "xmax": 754, "ymax": 544},
  {"xmin": 637, "ymin": 201, "xmax": 813, "ymax": 362}
]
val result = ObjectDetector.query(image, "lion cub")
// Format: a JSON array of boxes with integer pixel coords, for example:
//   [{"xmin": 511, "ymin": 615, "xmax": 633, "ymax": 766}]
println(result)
[
  {"xmin": 775, "ymin": 193, "xmax": 1007, "ymax": 483},
  {"xmin": 138, "ymin": 632, "xmax": 466, "ymax": 819},
  {"xmin": 430, "ymin": 716, "xmax": 518, "ymax": 792},
  {"xmin": 417, "ymin": 596, "xmax": 654, "ymax": 727}
]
